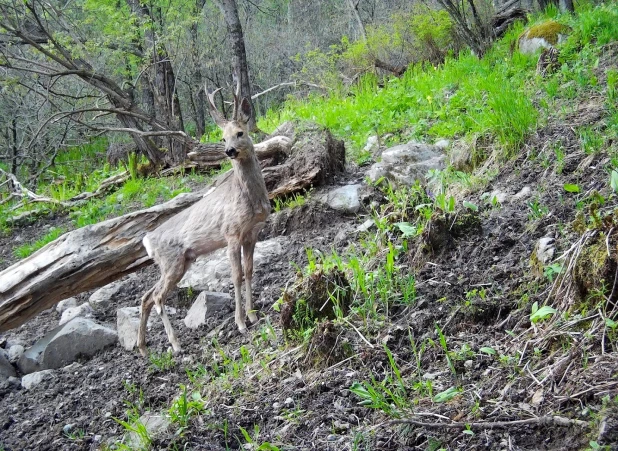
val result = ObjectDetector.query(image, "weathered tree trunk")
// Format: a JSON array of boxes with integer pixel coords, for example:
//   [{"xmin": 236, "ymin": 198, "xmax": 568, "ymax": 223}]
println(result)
[
  {"xmin": 0, "ymin": 126, "xmax": 344, "ymax": 331},
  {"xmin": 214, "ymin": 0, "xmax": 256, "ymax": 131}
]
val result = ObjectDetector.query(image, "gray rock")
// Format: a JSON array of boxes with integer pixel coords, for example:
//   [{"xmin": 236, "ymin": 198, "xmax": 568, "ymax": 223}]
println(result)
[
  {"xmin": 17, "ymin": 318, "xmax": 117, "ymax": 374},
  {"xmin": 0, "ymin": 351, "xmax": 16, "ymax": 380},
  {"xmin": 184, "ymin": 292, "xmax": 232, "ymax": 329},
  {"xmin": 179, "ymin": 237, "xmax": 286, "ymax": 291},
  {"xmin": 316, "ymin": 185, "xmax": 362, "ymax": 214},
  {"xmin": 367, "ymin": 141, "xmax": 445, "ymax": 186},
  {"xmin": 22, "ymin": 369, "xmax": 55, "ymax": 390},
  {"xmin": 127, "ymin": 413, "xmax": 170, "ymax": 448},
  {"xmin": 59, "ymin": 303, "xmax": 94, "ymax": 325},
  {"xmin": 8, "ymin": 344, "xmax": 25, "ymax": 363},
  {"xmin": 89, "ymin": 276, "xmax": 136, "ymax": 309},
  {"xmin": 56, "ymin": 297, "xmax": 78, "ymax": 314}
]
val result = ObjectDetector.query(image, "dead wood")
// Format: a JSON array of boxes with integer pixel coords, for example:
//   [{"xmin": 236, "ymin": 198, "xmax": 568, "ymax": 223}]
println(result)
[{"xmin": 0, "ymin": 123, "xmax": 344, "ymax": 331}]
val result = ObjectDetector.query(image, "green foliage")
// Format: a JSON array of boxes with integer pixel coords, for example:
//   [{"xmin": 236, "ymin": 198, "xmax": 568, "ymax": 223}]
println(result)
[
  {"xmin": 13, "ymin": 227, "xmax": 64, "ymax": 259},
  {"xmin": 530, "ymin": 302, "xmax": 558, "ymax": 324},
  {"xmin": 272, "ymin": 191, "xmax": 309, "ymax": 212},
  {"xmin": 149, "ymin": 350, "xmax": 175, "ymax": 372},
  {"xmin": 168, "ymin": 385, "xmax": 205, "ymax": 432}
]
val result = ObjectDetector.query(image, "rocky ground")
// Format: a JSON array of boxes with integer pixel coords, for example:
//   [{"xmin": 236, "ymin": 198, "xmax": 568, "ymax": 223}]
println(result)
[{"xmin": 1, "ymin": 96, "xmax": 618, "ymax": 451}]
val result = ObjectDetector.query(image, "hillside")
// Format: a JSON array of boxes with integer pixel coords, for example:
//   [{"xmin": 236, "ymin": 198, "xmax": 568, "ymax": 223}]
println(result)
[{"xmin": 1, "ymin": 3, "xmax": 618, "ymax": 451}]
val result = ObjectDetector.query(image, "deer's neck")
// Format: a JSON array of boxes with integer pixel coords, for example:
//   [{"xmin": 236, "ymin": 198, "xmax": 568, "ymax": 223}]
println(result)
[{"xmin": 231, "ymin": 149, "xmax": 269, "ymax": 214}]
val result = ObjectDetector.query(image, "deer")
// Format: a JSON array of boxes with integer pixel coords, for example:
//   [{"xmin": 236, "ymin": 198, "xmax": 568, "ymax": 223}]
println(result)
[{"xmin": 136, "ymin": 86, "xmax": 270, "ymax": 357}]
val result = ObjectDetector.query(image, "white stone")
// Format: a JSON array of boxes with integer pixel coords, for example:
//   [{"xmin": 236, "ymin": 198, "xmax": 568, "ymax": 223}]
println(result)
[
  {"xmin": 59, "ymin": 303, "xmax": 94, "ymax": 325},
  {"xmin": 127, "ymin": 413, "xmax": 170, "ymax": 448},
  {"xmin": 316, "ymin": 184, "xmax": 362, "ymax": 214},
  {"xmin": 519, "ymin": 37, "xmax": 552, "ymax": 55},
  {"xmin": 22, "ymin": 369, "xmax": 55, "ymax": 390},
  {"xmin": 56, "ymin": 297, "xmax": 78, "ymax": 314},
  {"xmin": 184, "ymin": 292, "xmax": 231, "ymax": 329},
  {"xmin": 8, "ymin": 345, "xmax": 24, "ymax": 363},
  {"xmin": 513, "ymin": 186, "xmax": 532, "ymax": 201},
  {"xmin": 356, "ymin": 219, "xmax": 375, "ymax": 233},
  {"xmin": 363, "ymin": 135, "xmax": 379, "ymax": 153},
  {"xmin": 536, "ymin": 237, "xmax": 555, "ymax": 265},
  {"xmin": 17, "ymin": 318, "xmax": 117, "ymax": 374},
  {"xmin": 179, "ymin": 237, "xmax": 287, "ymax": 291}
]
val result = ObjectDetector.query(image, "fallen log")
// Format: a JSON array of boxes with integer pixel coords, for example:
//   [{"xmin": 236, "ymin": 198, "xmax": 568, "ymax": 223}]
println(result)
[{"xmin": 0, "ymin": 123, "xmax": 344, "ymax": 331}]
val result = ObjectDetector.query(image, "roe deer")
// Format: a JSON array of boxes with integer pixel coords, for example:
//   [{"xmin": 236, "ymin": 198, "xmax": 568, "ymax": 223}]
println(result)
[{"xmin": 137, "ymin": 87, "xmax": 270, "ymax": 357}]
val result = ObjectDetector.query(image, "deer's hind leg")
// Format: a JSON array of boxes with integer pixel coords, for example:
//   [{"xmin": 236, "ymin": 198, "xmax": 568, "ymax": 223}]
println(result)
[
  {"xmin": 138, "ymin": 286, "xmax": 156, "ymax": 357},
  {"xmin": 151, "ymin": 254, "xmax": 189, "ymax": 354},
  {"xmin": 138, "ymin": 252, "xmax": 188, "ymax": 356}
]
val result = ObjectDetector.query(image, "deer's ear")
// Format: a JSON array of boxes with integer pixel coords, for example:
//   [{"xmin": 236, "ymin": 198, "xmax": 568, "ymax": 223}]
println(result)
[{"xmin": 238, "ymin": 97, "xmax": 252, "ymax": 125}]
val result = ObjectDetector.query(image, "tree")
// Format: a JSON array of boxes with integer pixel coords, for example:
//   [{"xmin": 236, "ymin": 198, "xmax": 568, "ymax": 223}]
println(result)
[{"xmin": 213, "ymin": 0, "xmax": 256, "ymax": 130}]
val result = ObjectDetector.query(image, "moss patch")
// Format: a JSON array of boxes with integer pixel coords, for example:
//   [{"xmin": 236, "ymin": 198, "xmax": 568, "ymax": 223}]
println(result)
[{"xmin": 520, "ymin": 20, "xmax": 571, "ymax": 45}]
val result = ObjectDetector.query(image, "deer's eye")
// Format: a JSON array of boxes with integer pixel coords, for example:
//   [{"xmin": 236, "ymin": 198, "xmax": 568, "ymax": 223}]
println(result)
[
  {"xmin": 237, "ymin": 131, "xmax": 244, "ymax": 138},
  {"xmin": 221, "ymin": 138, "xmax": 226, "ymax": 143}
]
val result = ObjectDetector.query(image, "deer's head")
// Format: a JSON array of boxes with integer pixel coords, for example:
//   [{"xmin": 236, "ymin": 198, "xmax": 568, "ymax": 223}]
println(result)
[{"xmin": 207, "ymin": 87, "xmax": 254, "ymax": 161}]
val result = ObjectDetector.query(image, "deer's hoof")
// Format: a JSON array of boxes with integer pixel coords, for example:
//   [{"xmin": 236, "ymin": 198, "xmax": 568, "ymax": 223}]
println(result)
[
  {"xmin": 138, "ymin": 346, "xmax": 148, "ymax": 358},
  {"xmin": 248, "ymin": 312, "xmax": 258, "ymax": 324}
]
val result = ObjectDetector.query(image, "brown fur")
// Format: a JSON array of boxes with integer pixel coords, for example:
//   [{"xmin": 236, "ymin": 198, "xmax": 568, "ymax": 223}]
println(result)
[{"xmin": 137, "ymin": 93, "xmax": 270, "ymax": 356}]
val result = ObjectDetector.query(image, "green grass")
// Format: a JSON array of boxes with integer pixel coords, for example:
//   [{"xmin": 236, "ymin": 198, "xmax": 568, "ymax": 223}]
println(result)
[
  {"xmin": 259, "ymin": 2, "xmax": 618, "ymax": 163},
  {"xmin": 13, "ymin": 227, "xmax": 65, "ymax": 259}
]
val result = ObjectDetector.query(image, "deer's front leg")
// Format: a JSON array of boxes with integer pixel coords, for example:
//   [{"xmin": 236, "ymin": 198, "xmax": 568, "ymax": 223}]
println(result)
[
  {"xmin": 242, "ymin": 238, "xmax": 258, "ymax": 324},
  {"xmin": 228, "ymin": 240, "xmax": 246, "ymax": 333}
]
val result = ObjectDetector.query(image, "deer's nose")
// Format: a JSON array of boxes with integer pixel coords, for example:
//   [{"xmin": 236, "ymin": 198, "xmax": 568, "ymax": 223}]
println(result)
[{"xmin": 226, "ymin": 147, "xmax": 238, "ymax": 158}]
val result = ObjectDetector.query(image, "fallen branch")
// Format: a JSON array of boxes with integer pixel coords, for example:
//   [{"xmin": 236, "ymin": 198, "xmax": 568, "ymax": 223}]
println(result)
[{"xmin": 380, "ymin": 415, "xmax": 589, "ymax": 430}]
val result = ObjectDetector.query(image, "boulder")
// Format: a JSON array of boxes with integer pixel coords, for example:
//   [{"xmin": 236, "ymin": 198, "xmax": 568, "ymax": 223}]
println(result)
[
  {"xmin": 315, "ymin": 184, "xmax": 362, "ymax": 214},
  {"xmin": 367, "ymin": 141, "xmax": 445, "ymax": 186},
  {"xmin": 179, "ymin": 237, "xmax": 287, "ymax": 291},
  {"xmin": 0, "ymin": 351, "xmax": 16, "ymax": 380},
  {"xmin": 59, "ymin": 303, "xmax": 94, "ymax": 325},
  {"xmin": 17, "ymin": 317, "xmax": 117, "ymax": 374},
  {"xmin": 56, "ymin": 297, "xmax": 78, "ymax": 314},
  {"xmin": 21, "ymin": 369, "xmax": 55, "ymax": 390},
  {"xmin": 184, "ymin": 292, "xmax": 232, "ymax": 329},
  {"xmin": 518, "ymin": 20, "xmax": 570, "ymax": 55}
]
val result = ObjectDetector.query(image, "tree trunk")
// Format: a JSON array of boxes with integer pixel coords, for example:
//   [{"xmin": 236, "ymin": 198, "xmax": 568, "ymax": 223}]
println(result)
[
  {"xmin": 214, "ymin": 0, "xmax": 256, "ymax": 130},
  {"xmin": 0, "ymin": 126, "xmax": 345, "ymax": 331}
]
